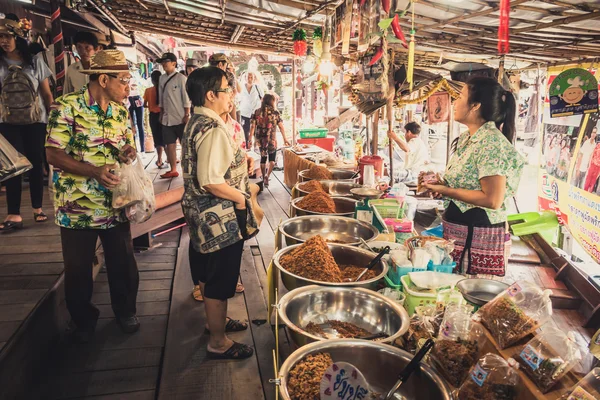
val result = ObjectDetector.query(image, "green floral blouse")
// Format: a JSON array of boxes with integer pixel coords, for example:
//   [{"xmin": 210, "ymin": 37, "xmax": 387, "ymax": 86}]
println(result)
[{"xmin": 444, "ymin": 121, "xmax": 525, "ymax": 224}]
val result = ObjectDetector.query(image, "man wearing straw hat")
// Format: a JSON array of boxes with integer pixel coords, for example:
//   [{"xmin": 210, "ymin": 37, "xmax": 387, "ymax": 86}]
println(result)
[{"xmin": 46, "ymin": 49, "xmax": 140, "ymax": 342}]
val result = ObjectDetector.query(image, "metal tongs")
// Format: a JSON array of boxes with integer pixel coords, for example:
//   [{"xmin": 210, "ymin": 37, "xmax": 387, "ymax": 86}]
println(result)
[
  {"xmin": 355, "ymin": 245, "xmax": 390, "ymax": 282},
  {"xmin": 383, "ymin": 339, "xmax": 435, "ymax": 400}
]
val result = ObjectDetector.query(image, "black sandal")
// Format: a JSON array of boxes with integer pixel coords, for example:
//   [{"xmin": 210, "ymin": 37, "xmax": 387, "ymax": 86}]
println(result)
[
  {"xmin": 34, "ymin": 212, "xmax": 48, "ymax": 222},
  {"xmin": 0, "ymin": 220, "xmax": 24, "ymax": 232},
  {"xmin": 204, "ymin": 318, "xmax": 248, "ymax": 334},
  {"xmin": 207, "ymin": 341, "xmax": 254, "ymax": 360},
  {"xmin": 155, "ymin": 160, "xmax": 164, "ymax": 169}
]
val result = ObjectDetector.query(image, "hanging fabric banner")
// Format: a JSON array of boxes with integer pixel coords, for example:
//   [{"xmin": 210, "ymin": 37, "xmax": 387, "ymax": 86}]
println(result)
[{"xmin": 427, "ymin": 91, "xmax": 450, "ymax": 123}]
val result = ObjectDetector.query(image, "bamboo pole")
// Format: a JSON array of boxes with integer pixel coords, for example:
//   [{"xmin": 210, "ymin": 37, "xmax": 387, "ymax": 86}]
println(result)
[
  {"xmin": 387, "ymin": 99, "xmax": 394, "ymax": 185},
  {"xmin": 372, "ymin": 110, "xmax": 380, "ymax": 156},
  {"xmin": 292, "ymin": 58, "xmax": 297, "ymax": 146}
]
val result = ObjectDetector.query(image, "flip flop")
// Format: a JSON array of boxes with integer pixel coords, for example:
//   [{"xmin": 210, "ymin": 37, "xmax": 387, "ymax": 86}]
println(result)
[
  {"xmin": 236, "ymin": 282, "xmax": 245, "ymax": 293},
  {"xmin": 155, "ymin": 161, "xmax": 165, "ymax": 169},
  {"xmin": 207, "ymin": 341, "xmax": 254, "ymax": 360},
  {"xmin": 160, "ymin": 171, "xmax": 179, "ymax": 179},
  {"xmin": 204, "ymin": 318, "xmax": 248, "ymax": 334},
  {"xmin": 0, "ymin": 220, "xmax": 24, "ymax": 232},
  {"xmin": 34, "ymin": 212, "xmax": 48, "ymax": 222}
]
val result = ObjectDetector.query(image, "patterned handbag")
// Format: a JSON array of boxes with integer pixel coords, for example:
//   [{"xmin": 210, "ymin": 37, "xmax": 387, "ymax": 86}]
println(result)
[{"xmin": 0, "ymin": 65, "xmax": 41, "ymax": 125}]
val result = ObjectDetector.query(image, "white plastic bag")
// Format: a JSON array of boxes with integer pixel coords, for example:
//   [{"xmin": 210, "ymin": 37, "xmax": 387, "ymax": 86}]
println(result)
[
  {"xmin": 0, "ymin": 133, "xmax": 32, "ymax": 182},
  {"xmin": 112, "ymin": 155, "xmax": 155, "ymax": 223}
]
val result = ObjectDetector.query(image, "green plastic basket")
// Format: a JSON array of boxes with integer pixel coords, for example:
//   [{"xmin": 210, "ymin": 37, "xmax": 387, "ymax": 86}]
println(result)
[
  {"xmin": 299, "ymin": 128, "xmax": 328, "ymax": 139},
  {"xmin": 369, "ymin": 199, "xmax": 405, "ymax": 219},
  {"xmin": 401, "ymin": 275, "xmax": 438, "ymax": 315}
]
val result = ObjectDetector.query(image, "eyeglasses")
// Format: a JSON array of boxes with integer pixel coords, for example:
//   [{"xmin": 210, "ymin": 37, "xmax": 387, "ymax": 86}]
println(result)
[
  {"xmin": 106, "ymin": 74, "xmax": 132, "ymax": 85},
  {"xmin": 215, "ymin": 87, "xmax": 233, "ymax": 95}
]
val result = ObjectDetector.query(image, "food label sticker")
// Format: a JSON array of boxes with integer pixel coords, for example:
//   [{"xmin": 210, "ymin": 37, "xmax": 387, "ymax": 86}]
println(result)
[
  {"xmin": 320, "ymin": 362, "xmax": 370, "ymax": 400},
  {"xmin": 520, "ymin": 344, "xmax": 544, "ymax": 371},
  {"xmin": 471, "ymin": 363, "xmax": 488, "ymax": 387},
  {"xmin": 507, "ymin": 283, "xmax": 522, "ymax": 297},
  {"xmin": 440, "ymin": 321, "xmax": 453, "ymax": 338},
  {"xmin": 356, "ymin": 210, "xmax": 373, "ymax": 224},
  {"xmin": 567, "ymin": 386, "xmax": 597, "ymax": 400}
]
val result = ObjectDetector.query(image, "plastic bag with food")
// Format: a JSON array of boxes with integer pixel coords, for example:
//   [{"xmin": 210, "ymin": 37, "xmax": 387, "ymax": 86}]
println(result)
[
  {"xmin": 112, "ymin": 155, "xmax": 155, "ymax": 213},
  {"xmin": 400, "ymin": 304, "xmax": 443, "ymax": 354},
  {"xmin": 560, "ymin": 367, "xmax": 600, "ymax": 399},
  {"xmin": 457, "ymin": 353, "xmax": 520, "ymax": 400},
  {"xmin": 430, "ymin": 304, "xmax": 484, "ymax": 387},
  {"xmin": 0, "ymin": 133, "xmax": 32, "ymax": 182},
  {"xmin": 475, "ymin": 281, "xmax": 553, "ymax": 349},
  {"xmin": 516, "ymin": 326, "xmax": 583, "ymax": 393}
]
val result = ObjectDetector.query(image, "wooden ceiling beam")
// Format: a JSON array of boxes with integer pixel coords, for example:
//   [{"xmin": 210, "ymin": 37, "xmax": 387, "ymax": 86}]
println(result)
[
  {"xmin": 227, "ymin": 0, "xmax": 321, "ymax": 26},
  {"xmin": 261, "ymin": 0, "xmax": 319, "ymax": 12},
  {"xmin": 512, "ymin": 10, "xmax": 600, "ymax": 34},
  {"xmin": 534, "ymin": 0, "xmax": 598, "ymax": 12},
  {"xmin": 279, "ymin": 0, "xmax": 336, "ymax": 33}
]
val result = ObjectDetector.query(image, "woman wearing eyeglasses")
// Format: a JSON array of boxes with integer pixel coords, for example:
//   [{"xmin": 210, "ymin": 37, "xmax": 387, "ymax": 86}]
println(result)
[
  {"xmin": 0, "ymin": 18, "xmax": 54, "ymax": 231},
  {"xmin": 181, "ymin": 66, "xmax": 259, "ymax": 360}
]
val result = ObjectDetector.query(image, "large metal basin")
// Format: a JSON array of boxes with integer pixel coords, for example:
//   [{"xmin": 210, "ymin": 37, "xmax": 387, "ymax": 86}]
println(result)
[
  {"xmin": 298, "ymin": 168, "xmax": 360, "ymax": 183},
  {"xmin": 294, "ymin": 180, "xmax": 363, "ymax": 198},
  {"xmin": 278, "ymin": 285, "xmax": 410, "ymax": 347},
  {"xmin": 278, "ymin": 339, "xmax": 453, "ymax": 400},
  {"xmin": 279, "ymin": 215, "xmax": 378, "ymax": 246},
  {"xmin": 457, "ymin": 278, "xmax": 509, "ymax": 307},
  {"xmin": 291, "ymin": 196, "xmax": 357, "ymax": 218},
  {"xmin": 273, "ymin": 243, "xmax": 388, "ymax": 291}
]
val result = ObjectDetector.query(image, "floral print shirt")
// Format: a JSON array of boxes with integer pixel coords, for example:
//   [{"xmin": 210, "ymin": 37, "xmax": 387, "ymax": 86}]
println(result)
[
  {"xmin": 444, "ymin": 121, "xmax": 525, "ymax": 224},
  {"xmin": 46, "ymin": 87, "xmax": 134, "ymax": 229},
  {"xmin": 250, "ymin": 106, "xmax": 281, "ymax": 156}
]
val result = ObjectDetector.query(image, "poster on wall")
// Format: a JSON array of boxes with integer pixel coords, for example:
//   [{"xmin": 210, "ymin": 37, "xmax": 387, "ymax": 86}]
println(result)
[
  {"xmin": 427, "ymin": 92, "xmax": 450, "ymax": 123},
  {"xmin": 549, "ymin": 68, "xmax": 599, "ymax": 118}
]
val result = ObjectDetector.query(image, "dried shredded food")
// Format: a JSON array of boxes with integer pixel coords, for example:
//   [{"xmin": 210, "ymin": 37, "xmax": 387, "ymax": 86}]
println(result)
[
  {"xmin": 296, "ymin": 191, "xmax": 337, "ymax": 214},
  {"xmin": 304, "ymin": 320, "xmax": 373, "ymax": 339},
  {"xmin": 307, "ymin": 165, "xmax": 333, "ymax": 180},
  {"xmin": 339, "ymin": 264, "xmax": 377, "ymax": 282},
  {"xmin": 280, "ymin": 236, "xmax": 342, "ymax": 282},
  {"xmin": 299, "ymin": 180, "xmax": 326, "ymax": 193},
  {"xmin": 432, "ymin": 339, "xmax": 480, "ymax": 387},
  {"xmin": 479, "ymin": 297, "xmax": 537, "ymax": 349},
  {"xmin": 305, "ymin": 322, "xmax": 327, "ymax": 338},
  {"xmin": 287, "ymin": 353, "xmax": 333, "ymax": 400}
]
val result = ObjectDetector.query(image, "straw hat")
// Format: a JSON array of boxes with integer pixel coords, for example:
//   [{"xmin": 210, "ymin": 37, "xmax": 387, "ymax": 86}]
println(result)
[
  {"xmin": 0, "ymin": 19, "xmax": 25, "ymax": 38},
  {"xmin": 80, "ymin": 49, "xmax": 130, "ymax": 74}
]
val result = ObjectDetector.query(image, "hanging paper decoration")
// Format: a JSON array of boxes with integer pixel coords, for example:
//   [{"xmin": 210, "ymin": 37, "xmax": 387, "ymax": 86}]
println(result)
[
  {"xmin": 498, "ymin": 0, "xmax": 510, "ymax": 54},
  {"xmin": 292, "ymin": 28, "xmax": 308, "ymax": 57},
  {"xmin": 312, "ymin": 27, "xmax": 323, "ymax": 58},
  {"xmin": 406, "ymin": 1, "xmax": 416, "ymax": 90}
]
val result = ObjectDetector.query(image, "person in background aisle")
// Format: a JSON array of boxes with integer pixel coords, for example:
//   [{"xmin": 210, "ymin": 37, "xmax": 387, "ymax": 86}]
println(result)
[
  {"xmin": 46, "ymin": 50, "xmax": 139, "ymax": 342},
  {"xmin": 182, "ymin": 66, "xmax": 258, "ymax": 360},
  {"xmin": 185, "ymin": 58, "xmax": 199, "ymax": 76},
  {"xmin": 209, "ymin": 53, "xmax": 240, "ymax": 120},
  {"xmin": 0, "ymin": 18, "xmax": 53, "ymax": 232},
  {"xmin": 128, "ymin": 76, "xmax": 145, "ymax": 153},
  {"xmin": 239, "ymin": 71, "xmax": 263, "ymax": 149},
  {"xmin": 64, "ymin": 31, "xmax": 99, "ymax": 94},
  {"xmin": 249, "ymin": 94, "xmax": 290, "ymax": 187},
  {"xmin": 157, "ymin": 52, "xmax": 190, "ymax": 179},
  {"xmin": 144, "ymin": 70, "xmax": 165, "ymax": 168},
  {"xmin": 387, "ymin": 122, "xmax": 429, "ymax": 183}
]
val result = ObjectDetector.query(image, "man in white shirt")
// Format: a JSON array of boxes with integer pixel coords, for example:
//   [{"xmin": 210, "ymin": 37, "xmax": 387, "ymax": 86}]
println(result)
[
  {"xmin": 64, "ymin": 31, "xmax": 100, "ymax": 94},
  {"xmin": 576, "ymin": 126, "xmax": 597, "ymax": 189},
  {"xmin": 239, "ymin": 72, "xmax": 263, "ymax": 149},
  {"xmin": 157, "ymin": 52, "xmax": 191, "ymax": 179},
  {"xmin": 387, "ymin": 122, "xmax": 429, "ymax": 183}
]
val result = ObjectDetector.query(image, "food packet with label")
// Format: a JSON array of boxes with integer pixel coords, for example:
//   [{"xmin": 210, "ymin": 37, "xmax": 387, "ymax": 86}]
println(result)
[
  {"xmin": 400, "ymin": 304, "xmax": 443, "ymax": 354},
  {"xmin": 560, "ymin": 368, "xmax": 600, "ymax": 399},
  {"xmin": 475, "ymin": 281, "xmax": 553, "ymax": 349},
  {"xmin": 516, "ymin": 326, "xmax": 582, "ymax": 393},
  {"xmin": 430, "ymin": 304, "xmax": 485, "ymax": 387},
  {"xmin": 457, "ymin": 353, "xmax": 520, "ymax": 400}
]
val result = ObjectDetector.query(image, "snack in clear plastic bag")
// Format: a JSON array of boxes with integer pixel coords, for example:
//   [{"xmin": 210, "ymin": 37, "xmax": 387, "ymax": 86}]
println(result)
[
  {"xmin": 0, "ymin": 133, "xmax": 32, "ymax": 182},
  {"xmin": 400, "ymin": 304, "xmax": 443, "ymax": 354},
  {"xmin": 111, "ymin": 155, "xmax": 155, "ymax": 222},
  {"xmin": 516, "ymin": 326, "xmax": 583, "ymax": 393},
  {"xmin": 430, "ymin": 304, "xmax": 484, "ymax": 387},
  {"xmin": 457, "ymin": 354, "xmax": 520, "ymax": 400},
  {"xmin": 560, "ymin": 368, "xmax": 600, "ymax": 399},
  {"xmin": 476, "ymin": 281, "xmax": 553, "ymax": 349}
]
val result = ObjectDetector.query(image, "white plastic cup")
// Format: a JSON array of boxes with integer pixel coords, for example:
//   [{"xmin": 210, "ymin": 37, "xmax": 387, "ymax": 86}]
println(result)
[{"xmin": 363, "ymin": 164, "xmax": 376, "ymax": 187}]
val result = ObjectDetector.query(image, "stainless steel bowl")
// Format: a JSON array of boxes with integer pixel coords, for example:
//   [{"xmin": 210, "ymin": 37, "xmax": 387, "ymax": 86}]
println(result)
[
  {"xmin": 278, "ymin": 285, "xmax": 410, "ymax": 347},
  {"xmin": 273, "ymin": 243, "xmax": 388, "ymax": 291},
  {"xmin": 291, "ymin": 196, "xmax": 358, "ymax": 218},
  {"xmin": 351, "ymin": 187, "xmax": 384, "ymax": 200},
  {"xmin": 298, "ymin": 168, "xmax": 360, "ymax": 183},
  {"xmin": 278, "ymin": 339, "xmax": 453, "ymax": 400},
  {"xmin": 279, "ymin": 215, "xmax": 378, "ymax": 246},
  {"xmin": 457, "ymin": 278, "xmax": 509, "ymax": 306},
  {"xmin": 294, "ymin": 180, "xmax": 363, "ymax": 198}
]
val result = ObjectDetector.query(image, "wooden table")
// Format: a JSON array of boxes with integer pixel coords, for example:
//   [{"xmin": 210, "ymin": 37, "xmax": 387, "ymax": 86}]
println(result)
[{"xmin": 282, "ymin": 149, "xmax": 317, "ymax": 188}]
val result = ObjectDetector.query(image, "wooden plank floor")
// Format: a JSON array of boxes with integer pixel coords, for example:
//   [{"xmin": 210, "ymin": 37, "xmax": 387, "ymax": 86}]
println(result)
[{"xmin": 35, "ymin": 223, "xmax": 181, "ymax": 399}]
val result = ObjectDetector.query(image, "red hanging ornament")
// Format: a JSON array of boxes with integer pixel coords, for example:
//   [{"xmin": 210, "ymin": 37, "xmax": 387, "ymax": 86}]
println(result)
[
  {"xmin": 292, "ymin": 28, "xmax": 308, "ymax": 57},
  {"xmin": 498, "ymin": 0, "xmax": 510, "ymax": 54}
]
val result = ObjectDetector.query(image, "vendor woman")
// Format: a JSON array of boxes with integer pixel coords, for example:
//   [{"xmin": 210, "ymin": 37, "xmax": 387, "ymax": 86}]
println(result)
[{"xmin": 423, "ymin": 77, "xmax": 525, "ymax": 276}]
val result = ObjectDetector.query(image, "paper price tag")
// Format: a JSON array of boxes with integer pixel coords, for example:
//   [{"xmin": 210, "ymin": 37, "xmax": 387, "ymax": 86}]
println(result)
[{"xmin": 320, "ymin": 362, "xmax": 371, "ymax": 400}]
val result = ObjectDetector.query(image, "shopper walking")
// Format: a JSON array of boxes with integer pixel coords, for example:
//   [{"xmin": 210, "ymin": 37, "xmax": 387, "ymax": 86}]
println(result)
[
  {"xmin": 0, "ymin": 18, "xmax": 53, "ymax": 232},
  {"xmin": 157, "ymin": 52, "xmax": 190, "ymax": 179},
  {"xmin": 144, "ymin": 70, "xmax": 165, "ymax": 168},
  {"xmin": 64, "ymin": 31, "xmax": 100, "ymax": 94},
  {"xmin": 182, "ymin": 66, "xmax": 259, "ymax": 359},
  {"xmin": 128, "ymin": 77, "xmax": 145, "ymax": 152},
  {"xmin": 46, "ymin": 50, "xmax": 140, "ymax": 342},
  {"xmin": 239, "ymin": 71, "xmax": 262, "ymax": 149}
]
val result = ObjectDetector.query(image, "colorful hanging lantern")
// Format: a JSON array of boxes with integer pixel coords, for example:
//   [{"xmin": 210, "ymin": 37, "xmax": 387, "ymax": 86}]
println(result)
[
  {"xmin": 312, "ymin": 27, "xmax": 323, "ymax": 58},
  {"xmin": 498, "ymin": 0, "xmax": 510, "ymax": 54},
  {"xmin": 293, "ymin": 28, "xmax": 308, "ymax": 57}
]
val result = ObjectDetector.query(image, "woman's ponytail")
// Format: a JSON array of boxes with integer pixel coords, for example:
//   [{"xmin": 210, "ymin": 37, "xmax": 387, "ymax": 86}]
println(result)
[{"xmin": 502, "ymin": 90, "xmax": 516, "ymax": 144}]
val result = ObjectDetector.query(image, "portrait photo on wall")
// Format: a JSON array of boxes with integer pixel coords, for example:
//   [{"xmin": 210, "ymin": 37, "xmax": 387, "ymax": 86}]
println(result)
[
  {"xmin": 542, "ymin": 123, "xmax": 580, "ymax": 182},
  {"xmin": 571, "ymin": 113, "xmax": 600, "ymax": 192}
]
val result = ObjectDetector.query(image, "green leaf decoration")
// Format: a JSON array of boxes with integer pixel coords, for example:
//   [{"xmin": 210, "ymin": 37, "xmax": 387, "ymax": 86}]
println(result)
[
  {"xmin": 312, "ymin": 27, "xmax": 323, "ymax": 40},
  {"xmin": 378, "ymin": 18, "xmax": 394, "ymax": 31},
  {"xmin": 292, "ymin": 28, "xmax": 307, "ymax": 41}
]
